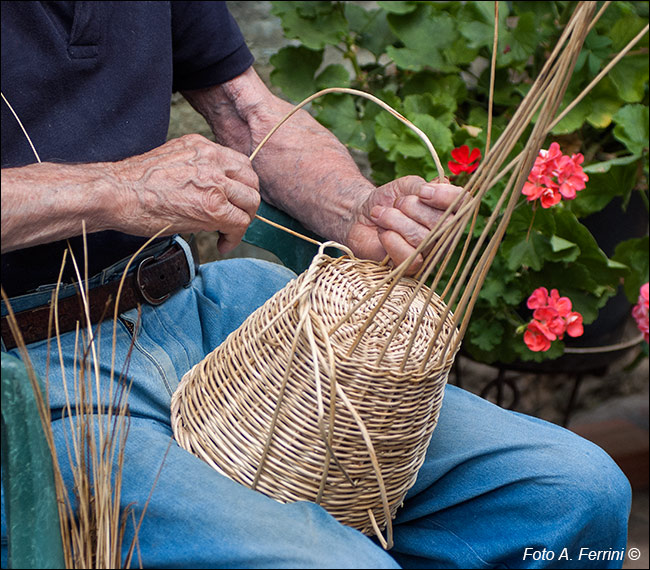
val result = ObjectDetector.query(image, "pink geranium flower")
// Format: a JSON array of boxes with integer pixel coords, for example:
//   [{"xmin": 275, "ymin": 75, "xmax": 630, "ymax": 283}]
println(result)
[
  {"xmin": 632, "ymin": 282, "xmax": 649, "ymax": 343},
  {"xmin": 555, "ymin": 153, "xmax": 589, "ymax": 200},
  {"xmin": 539, "ymin": 185, "xmax": 562, "ymax": 208},
  {"xmin": 546, "ymin": 289, "xmax": 573, "ymax": 317}
]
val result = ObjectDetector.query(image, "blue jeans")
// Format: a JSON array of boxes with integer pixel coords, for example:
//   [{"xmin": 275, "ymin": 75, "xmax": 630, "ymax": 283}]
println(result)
[{"xmin": 1, "ymin": 239, "xmax": 631, "ymax": 569}]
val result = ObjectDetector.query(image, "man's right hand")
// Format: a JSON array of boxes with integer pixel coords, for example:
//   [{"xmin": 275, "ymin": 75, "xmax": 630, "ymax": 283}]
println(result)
[
  {"xmin": 1, "ymin": 134, "xmax": 259, "ymax": 254},
  {"xmin": 110, "ymin": 134, "xmax": 260, "ymax": 254}
]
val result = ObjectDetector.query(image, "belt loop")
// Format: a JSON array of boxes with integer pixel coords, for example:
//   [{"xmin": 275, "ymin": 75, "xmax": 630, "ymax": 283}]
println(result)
[{"xmin": 173, "ymin": 234, "xmax": 199, "ymax": 282}]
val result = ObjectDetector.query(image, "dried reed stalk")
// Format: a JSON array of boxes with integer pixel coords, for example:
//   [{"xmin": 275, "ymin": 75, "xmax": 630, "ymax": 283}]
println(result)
[{"xmin": 1, "ymin": 225, "xmax": 172, "ymax": 568}]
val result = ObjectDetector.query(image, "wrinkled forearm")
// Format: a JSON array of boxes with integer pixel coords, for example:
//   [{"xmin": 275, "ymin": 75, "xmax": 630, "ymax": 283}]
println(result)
[
  {"xmin": 182, "ymin": 68, "xmax": 375, "ymax": 244},
  {"xmin": 0, "ymin": 162, "xmax": 122, "ymax": 253}
]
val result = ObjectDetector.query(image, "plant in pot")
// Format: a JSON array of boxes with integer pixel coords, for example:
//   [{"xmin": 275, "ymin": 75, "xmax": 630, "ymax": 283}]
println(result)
[{"xmin": 267, "ymin": 1, "xmax": 649, "ymax": 382}]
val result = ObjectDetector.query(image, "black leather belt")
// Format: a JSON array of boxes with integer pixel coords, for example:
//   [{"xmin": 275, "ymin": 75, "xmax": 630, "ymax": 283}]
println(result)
[{"xmin": 1, "ymin": 241, "xmax": 196, "ymax": 350}]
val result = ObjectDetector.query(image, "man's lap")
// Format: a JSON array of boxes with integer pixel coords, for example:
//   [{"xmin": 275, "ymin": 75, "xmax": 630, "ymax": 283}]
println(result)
[{"xmin": 2, "ymin": 257, "xmax": 631, "ymax": 568}]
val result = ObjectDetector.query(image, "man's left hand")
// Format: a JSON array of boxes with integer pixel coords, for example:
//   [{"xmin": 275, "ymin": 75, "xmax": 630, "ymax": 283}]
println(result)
[{"xmin": 345, "ymin": 176, "xmax": 466, "ymax": 274}]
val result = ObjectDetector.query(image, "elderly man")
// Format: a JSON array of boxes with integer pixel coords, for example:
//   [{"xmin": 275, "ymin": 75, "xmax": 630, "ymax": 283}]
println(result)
[{"xmin": 1, "ymin": 2, "xmax": 630, "ymax": 568}]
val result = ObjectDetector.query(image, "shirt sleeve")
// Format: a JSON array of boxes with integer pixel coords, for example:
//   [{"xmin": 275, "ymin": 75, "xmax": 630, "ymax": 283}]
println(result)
[{"xmin": 170, "ymin": 1, "xmax": 254, "ymax": 92}]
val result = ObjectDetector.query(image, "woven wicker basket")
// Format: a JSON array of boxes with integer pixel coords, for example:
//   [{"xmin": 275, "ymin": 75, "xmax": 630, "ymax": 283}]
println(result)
[{"xmin": 171, "ymin": 249, "xmax": 459, "ymax": 547}]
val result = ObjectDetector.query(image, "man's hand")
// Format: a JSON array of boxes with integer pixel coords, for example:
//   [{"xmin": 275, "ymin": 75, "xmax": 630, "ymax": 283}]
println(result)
[
  {"xmin": 1, "ymin": 133, "xmax": 260, "ymax": 255},
  {"xmin": 344, "ymin": 176, "xmax": 466, "ymax": 274},
  {"xmin": 112, "ymin": 134, "xmax": 260, "ymax": 254}
]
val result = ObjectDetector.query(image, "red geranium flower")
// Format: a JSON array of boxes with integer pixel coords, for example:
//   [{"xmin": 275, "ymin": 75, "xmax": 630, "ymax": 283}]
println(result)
[
  {"xmin": 565, "ymin": 311, "xmax": 584, "ymax": 338},
  {"xmin": 526, "ymin": 286, "xmax": 550, "ymax": 309},
  {"xmin": 523, "ymin": 286, "xmax": 584, "ymax": 352},
  {"xmin": 448, "ymin": 145, "xmax": 481, "ymax": 175},
  {"xmin": 546, "ymin": 289, "xmax": 573, "ymax": 317},
  {"xmin": 522, "ymin": 143, "xmax": 588, "ymax": 208},
  {"xmin": 524, "ymin": 320, "xmax": 553, "ymax": 352}
]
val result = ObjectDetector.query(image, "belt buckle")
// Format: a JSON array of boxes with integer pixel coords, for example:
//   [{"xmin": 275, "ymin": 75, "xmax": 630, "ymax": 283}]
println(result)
[{"xmin": 136, "ymin": 255, "xmax": 171, "ymax": 306}]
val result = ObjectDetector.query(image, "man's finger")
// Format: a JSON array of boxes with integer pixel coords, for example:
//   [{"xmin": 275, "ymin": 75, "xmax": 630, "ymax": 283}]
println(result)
[
  {"xmin": 370, "ymin": 205, "xmax": 431, "ymax": 249},
  {"xmin": 222, "ymin": 179, "xmax": 261, "ymax": 220},
  {"xmin": 418, "ymin": 182, "xmax": 468, "ymax": 212},
  {"xmin": 377, "ymin": 229, "xmax": 423, "ymax": 275},
  {"xmin": 393, "ymin": 195, "xmax": 447, "ymax": 231}
]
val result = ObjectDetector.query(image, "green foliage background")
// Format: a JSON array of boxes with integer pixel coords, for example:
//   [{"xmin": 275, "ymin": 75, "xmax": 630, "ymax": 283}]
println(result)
[{"xmin": 268, "ymin": 0, "xmax": 649, "ymax": 364}]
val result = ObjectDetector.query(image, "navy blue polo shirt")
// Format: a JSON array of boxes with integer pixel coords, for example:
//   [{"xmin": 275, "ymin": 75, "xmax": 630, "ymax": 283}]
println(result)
[{"xmin": 1, "ymin": 1, "xmax": 254, "ymax": 297}]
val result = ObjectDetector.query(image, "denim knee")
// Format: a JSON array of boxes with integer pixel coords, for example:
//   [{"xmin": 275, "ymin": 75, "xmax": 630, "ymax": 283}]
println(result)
[{"xmin": 539, "ymin": 431, "xmax": 631, "ymax": 552}]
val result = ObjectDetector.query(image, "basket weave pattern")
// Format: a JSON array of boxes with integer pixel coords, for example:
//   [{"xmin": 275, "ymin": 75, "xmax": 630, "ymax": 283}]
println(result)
[{"xmin": 171, "ymin": 252, "xmax": 458, "ymax": 541}]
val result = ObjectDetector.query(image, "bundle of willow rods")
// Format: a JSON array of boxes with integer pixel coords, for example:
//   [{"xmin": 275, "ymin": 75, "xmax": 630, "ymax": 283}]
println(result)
[{"xmin": 171, "ymin": 2, "xmax": 606, "ymax": 549}]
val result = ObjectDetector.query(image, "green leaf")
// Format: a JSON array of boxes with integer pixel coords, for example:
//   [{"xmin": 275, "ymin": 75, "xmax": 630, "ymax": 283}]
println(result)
[
  {"xmin": 551, "ymin": 96, "xmax": 591, "ymax": 135},
  {"xmin": 479, "ymin": 277, "xmax": 524, "ymax": 308},
  {"xmin": 571, "ymin": 158, "xmax": 640, "ymax": 217},
  {"xmin": 270, "ymin": 1, "xmax": 348, "ymax": 50},
  {"xmin": 269, "ymin": 46, "xmax": 322, "ymax": 102},
  {"xmin": 410, "ymin": 113, "xmax": 454, "ymax": 157},
  {"xmin": 374, "ymin": 111, "xmax": 431, "ymax": 160},
  {"xmin": 345, "ymin": 5, "xmax": 396, "ymax": 58},
  {"xmin": 402, "ymin": 72, "xmax": 467, "ymax": 106},
  {"xmin": 508, "ymin": 205, "xmax": 557, "ymax": 237},
  {"xmin": 386, "ymin": 5, "xmax": 459, "ymax": 73},
  {"xmin": 609, "ymin": 55, "xmax": 649, "ymax": 103},
  {"xmin": 609, "ymin": 12, "xmax": 649, "ymax": 52},
  {"xmin": 315, "ymin": 64, "xmax": 350, "ymax": 90},
  {"xmin": 575, "ymin": 30, "xmax": 612, "ymax": 76},
  {"xmin": 458, "ymin": 20, "xmax": 494, "ymax": 50},
  {"xmin": 497, "ymin": 12, "xmax": 543, "ymax": 67},
  {"xmin": 469, "ymin": 318, "xmax": 504, "ymax": 352},
  {"xmin": 501, "ymin": 232, "xmax": 550, "ymax": 271},
  {"xmin": 368, "ymin": 147, "xmax": 397, "ymax": 186},
  {"xmin": 457, "ymin": 1, "xmax": 508, "ymax": 50},
  {"xmin": 613, "ymin": 237, "xmax": 650, "ymax": 302},
  {"xmin": 446, "ymin": 36, "xmax": 480, "ymax": 66},
  {"xmin": 582, "ymin": 155, "xmax": 643, "ymax": 174},
  {"xmin": 585, "ymin": 78, "xmax": 625, "ymax": 129},
  {"xmin": 404, "ymin": 93, "xmax": 455, "ymax": 125},
  {"xmin": 386, "ymin": 46, "xmax": 446, "ymax": 73},
  {"xmin": 612, "ymin": 104, "xmax": 650, "ymax": 156},
  {"xmin": 377, "ymin": 1, "xmax": 419, "ymax": 15},
  {"xmin": 315, "ymin": 94, "xmax": 375, "ymax": 152},
  {"xmin": 343, "ymin": 2, "xmax": 367, "ymax": 32},
  {"xmin": 511, "ymin": 1, "xmax": 559, "ymax": 24},
  {"xmin": 549, "ymin": 235, "xmax": 580, "ymax": 262},
  {"xmin": 394, "ymin": 154, "xmax": 438, "ymax": 180},
  {"xmin": 553, "ymin": 208, "xmax": 628, "ymax": 287}
]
